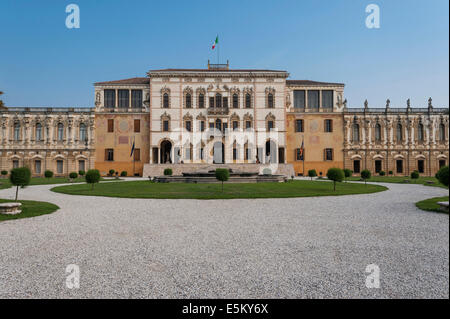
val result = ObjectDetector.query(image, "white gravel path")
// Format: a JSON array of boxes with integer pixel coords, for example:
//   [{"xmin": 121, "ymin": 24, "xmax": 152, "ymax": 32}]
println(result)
[{"xmin": 0, "ymin": 181, "xmax": 448, "ymax": 299}]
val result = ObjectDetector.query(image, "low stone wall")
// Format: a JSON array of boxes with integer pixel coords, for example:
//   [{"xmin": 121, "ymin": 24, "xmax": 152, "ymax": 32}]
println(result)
[
  {"xmin": 0, "ymin": 202, "xmax": 22, "ymax": 215},
  {"xmin": 143, "ymin": 163, "xmax": 295, "ymax": 178}
]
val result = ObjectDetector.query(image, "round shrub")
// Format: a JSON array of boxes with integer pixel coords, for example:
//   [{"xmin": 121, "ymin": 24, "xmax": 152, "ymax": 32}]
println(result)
[
  {"xmin": 163, "ymin": 168, "xmax": 173, "ymax": 176},
  {"xmin": 326, "ymin": 168, "xmax": 344, "ymax": 191},
  {"xmin": 361, "ymin": 169, "xmax": 371, "ymax": 184},
  {"xmin": 308, "ymin": 169, "xmax": 317, "ymax": 180},
  {"xmin": 436, "ymin": 165, "xmax": 449, "ymax": 187},
  {"xmin": 120, "ymin": 171, "xmax": 127, "ymax": 177},
  {"xmin": 69, "ymin": 172, "xmax": 78, "ymax": 179},
  {"xmin": 343, "ymin": 169, "xmax": 353, "ymax": 182},
  {"xmin": 108, "ymin": 169, "xmax": 115, "ymax": 176},
  {"xmin": 78, "ymin": 170, "xmax": 85, "ymax": 176},
  {"xmin": 410, "ymin": 170, "xmax": 419, "ymax": 181},
  {"xmin": 44, "ymin": 170, "xmax": 53, "ymax": 178},
  {"xmin": 85, "ymin": 169, "xmax": 101, "ymax": 189},
  {"xmin": 1, "ymin": 170, "xmax": 7, "ymax": 176},
  {"xmin": 10, "ymin": 167, "xmax": 31, "ymax": 201},
  {"xmin": 388, "ymin": 170, "xmax": 393, "ymax": 175},
  {"xmin": 215, "ymin": 168, "xmax": 230, "ymax": 191},
  {"xmin": 379, "ymin": 171, "xmax": 386, "ymax": 176}
]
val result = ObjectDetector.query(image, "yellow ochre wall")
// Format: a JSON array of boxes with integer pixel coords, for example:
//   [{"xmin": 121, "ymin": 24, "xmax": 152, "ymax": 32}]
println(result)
[
  {"xmin": 286, "ymin": 113, "xmax": 344, "ymax": 176},
  {"xmin": 95, "ymin": 113, "xmax": 150, "ymax": 176}
]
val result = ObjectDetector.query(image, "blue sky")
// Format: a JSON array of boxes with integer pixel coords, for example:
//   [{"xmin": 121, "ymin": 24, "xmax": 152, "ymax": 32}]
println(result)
[{"xmin": 0, "ymin": 0, "xmax": 448, "ymax": 108}]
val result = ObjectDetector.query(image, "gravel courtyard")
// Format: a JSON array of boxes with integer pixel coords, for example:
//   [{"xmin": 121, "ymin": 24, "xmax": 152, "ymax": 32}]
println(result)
[{"xmin": 0, "ymin": 181, "xmax": 448, "ymax": 299}]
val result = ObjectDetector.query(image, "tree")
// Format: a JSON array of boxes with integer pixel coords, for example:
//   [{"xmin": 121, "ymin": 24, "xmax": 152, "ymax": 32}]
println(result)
[
  {"xmin": 69, "ymin": 172, "xmax": 78, "ymax": 180},
  {"xmin": 78, "ymin": 170, "xmax": 85, "ymax": 176},
  {"xmin": 163, "ymin": 168, "xmax": 173, "ymax": 176},
  {"xmin": 0, "ymin": 91, "xmax": 5, "ymax": 109},
  {"xmin": 410, "ymin": 170, "xmax": 419, "ymax": 182},
  {"xmin": 120, "ymin": 171, "xmax": 127, "ymax": 177},
  {"xmin": 9, "ymin": 167, "xmax": 31, "ymax": 201},
  {"xmin": 326, "ymin": 168, "xmax": 344, "ymax": 191},
  {"xmin": 215, "ymin": 168, "xmax": 230, "ymax": 191},
  {"xmin": 109, "ymin": 169, "xmax": 115, "ymax": 177},
  {"xmin": 436, "ymin": 166, "xmax": 449, "ymax": 187},
  {"xmin": 85, "ymin": 169, "xmax": 100, "ymax": 190},
  {"xmin": 307, "ymin": 169, "xmax": 317, "ymax": 181},
  {"xmin": 44, "ymin": 170, "xmax": 53, "ymax": 178},
  {"xmin": 361, "ymin": 169, "xmax": 371, "ymax": 185},
  {"xmin": 343, "ymin": 169, "xmax": 353, "ymax": 182}
]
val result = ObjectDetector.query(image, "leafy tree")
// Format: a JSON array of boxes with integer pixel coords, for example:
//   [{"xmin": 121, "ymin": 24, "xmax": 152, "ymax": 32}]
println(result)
[
  {"xmin": 9, "ymin": 167, "xmax": 31, "ymax": 201},
  {"xmin": 215, "ymin": 168, "xmax": 230, "ymax": 191},
  {"xmin": 326, "ymin": 168, "xmax": 344, "ymax": 191},
  {"xmin": 85, "ymin": 169, "xmax": 100, "ymax": 190},
  {"xmin": 109, "ymin": 169, "xmax": 115, "ymax": 177},
  {"xmin": 436, "ymin": 166, "xmax": 449, "ymax": 187},
  {"xmin": 307, "ymin": 169, "xmax": 317, "ymax": 181},
  {"xmin": 0, "ymin": 91, "xmax": 5, "ymax": 109},
  {"xmin": 410, "ymin": 170, "xmax": 419, "ymax": 182},
  {"xmin": 44, "ymin": 170, "xmax": 53, "ymax": 178},
  {"xmin": 69, "ymin": 172, "xmax": 78, "ymax": 180},
  {"xmin": 163, "ymin": 168, "xmax": 173, "ymax": 176},
  {"xmin": 343, "ymin": 169, "xmax": 353, "ymax": 182},
  {"xmin": 361, "ymin": 169, "xmax": 371, "ymax": 185}
]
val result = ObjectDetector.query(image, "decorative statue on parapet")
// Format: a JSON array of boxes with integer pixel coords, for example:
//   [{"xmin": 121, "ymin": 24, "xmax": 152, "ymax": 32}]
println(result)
[
  {"xmin": 364, "ymin": 99, "xmax": 368, "ymax": 109},
  {"xmin": 406, "ymin": 98, "xmax": 411, "ymax": 111},
  {"xmin": 428, "ymin": 97, "xmax": 433, "ymax": 109},
  {"xmin": 386, "ymin": 99, "xmax": 390, "ymax": 110},
  {"xmin": 343, "ymin": 99, "xmax": 347, "ymax": 109}
]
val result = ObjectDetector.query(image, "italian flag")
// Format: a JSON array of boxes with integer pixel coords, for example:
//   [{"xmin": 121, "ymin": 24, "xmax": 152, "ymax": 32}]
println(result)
[{"xmin": 212, "ymin": 36, "xmax": 218, "ymax": 50}]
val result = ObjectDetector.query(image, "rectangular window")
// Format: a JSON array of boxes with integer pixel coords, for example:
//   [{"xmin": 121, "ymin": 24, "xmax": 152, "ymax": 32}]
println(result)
[
  {"xmin": 439, "ymin": 160, "xmax": 446, "ymax": 169},
  {"xmin": 223, "ymin": 97, "xmax": 228, "ymax": 108},
  {"xmin": 375, "ymin": 160, "xmax": 382, "ymax": 173},
  {"xmin": 322, "ymin": 90, "xmax": 333, "ymax": 109},
  {"xmin": 104, "ymin": 90, "xmax": 115, "ymax": 108},
  {"xmin": 325, "ymin": 119, "xmax": 333, "ymax": 132},
  {"xmin": 223, "ymin": 123, "xmax": 228, "ymax": 133},
  {"xmin": 233, "ymin": 121, "xmax": 238, "ymax": 131},
  {"xmin": 35, "ymin": 160, "xmax": 41, "ymax": 174},
  {"xmin": 131, "ymin": 90, "xmax": 142, "ymax": 108},
  {"xmin": 57, "ymin": 160, "xmax": 63, "ymax": 174},
  {"xmin": 107, "ymin": 119, "xmax": 114, "ymax": 133},
  {"xmin": 163, "ymin": 120, "xmax": 169, "ymax": 132},
  {"xmin": 417, "ymin": 160, "xmax": 424, "ymax": 173},
  {"xmin": 295, "ymin": 119, "xmax": 304, "ymax": 132},
  {"xmin": 209, "ymin": 122, "xmax": 215, "ymax": 130},
  {"xmin": 245, "ymin": 121, "xmax": 251, "ymax": 130},
  {"xmin": 396, "ymin": 160, "xmax": 403, "ymax": 174},
  {"xmin": 118, "ymin": 89, "xmax": 129, "ymax": 108},
  {"xmin": 233, "ymin": 148, "xmax": 237, "ymax": 161},
  {"xmin": 134, "ymin": 148, "xmax": 141, "ymax": 162},
  {"xmin": 13, "ymin": 160, "xmax": 19, "ymax": 169},
  {"xmin": 293, "ymin": 90, "xmax": 305, "ymax": 108},
  {"xmin": 325, "ymin": 148, "xmax": 333, "ymax": 161},
  {"xmin": 209, "ymin": 97, "xmax": 215, "ymax": 108},
  {"xmin": 353, "ymin": 160, "xmax": 361, "ymax": 174},
  {"xmin": 105, "ymin": 149, "xmax": 114, "ymax": 161},
  {"xmin": 308, "ymin": 90, "xmax": 319, "ymax": 109},
  {"xmin": 134, "ymin": 119, "xmax": 140, "ymax": 133},
  {"xmin": 79, "ymin": 160, "xmax": 85, "ymax": 172},
  {"xmin": 268, "ymin": 121, "xmax": 274, "ymax": 131},
  {"xmin": 199, "ymin": 95, "xmax": 205, "ymax": 108},
  {"xmin": 185, "ymin": 121, "xmax": 192, "ymax": 132},
  {"xmin": 200, "ymin": 121, "xmax": 205, "ymax": 132}
]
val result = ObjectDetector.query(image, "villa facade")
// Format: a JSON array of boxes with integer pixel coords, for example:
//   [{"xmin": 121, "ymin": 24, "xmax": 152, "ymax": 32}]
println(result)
[{"xmin": 1, "ymin": 63, "xmax": 448, "ymax": 177}]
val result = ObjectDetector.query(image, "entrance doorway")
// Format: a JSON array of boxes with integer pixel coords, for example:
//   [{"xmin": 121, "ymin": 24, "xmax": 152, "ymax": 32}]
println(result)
[
  {"xmin": 213, "ymin": 142, "xmax": 225, "ymax": 164},
  {"xmin": 160, "ymin": 140, "xmax": 172, "ymax": 164},
  {"xmin": 265, "ymin": 140, "xmax": 277, "ymax": 164}
]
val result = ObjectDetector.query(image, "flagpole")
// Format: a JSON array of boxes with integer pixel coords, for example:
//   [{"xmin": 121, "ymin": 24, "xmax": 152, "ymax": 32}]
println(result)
[{"xmin": 217, "ymin": 35, "xmax": 220, "ymax": 64}]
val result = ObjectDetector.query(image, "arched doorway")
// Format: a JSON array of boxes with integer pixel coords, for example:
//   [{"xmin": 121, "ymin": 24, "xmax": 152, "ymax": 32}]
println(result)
[
  {"xmin": 213, "ymin": 142, "xmax": 225, "ymax": 164},
  {"xmin": 160, "ymin": 140, "xmax": 172, "ymax": 164},
  {"xmin": 265, "ymin": 140, "xmax": 277, "ymax": 163}
]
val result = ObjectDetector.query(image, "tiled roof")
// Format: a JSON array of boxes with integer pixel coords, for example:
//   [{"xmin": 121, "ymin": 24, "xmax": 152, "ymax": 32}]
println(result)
[
  {"xmin": 94, "ymin": 77, "xmax": 149, "ymax": 85},
  {"xmin": 287, "ymin": 80, "xmax": 345, "ymax": 87}
]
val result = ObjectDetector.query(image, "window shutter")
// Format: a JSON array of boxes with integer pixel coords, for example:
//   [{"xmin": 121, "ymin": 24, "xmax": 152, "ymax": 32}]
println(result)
[{"xmin": 104, "ymin": 149, "xmax": 108, "ymax": 161}]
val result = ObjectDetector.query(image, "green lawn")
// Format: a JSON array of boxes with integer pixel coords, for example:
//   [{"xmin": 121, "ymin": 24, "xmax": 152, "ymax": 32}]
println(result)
[
  {"xmin": 0, "ymin": 176, "xmax": 110, "ymax": 190},
  {"xmin": 51, "ymin": 180, "xmax": 388, "ymax": 200},
  {"xmin": 0, "ymin": 198, "xmax": 59, "ymax": 222},
  {"xmin": 346, "ymin": 176, "xmax": 446, "ymax": 188},
  {"xmin": 415, "ymin": 196, "xmax": 449, "ymax": 214}
]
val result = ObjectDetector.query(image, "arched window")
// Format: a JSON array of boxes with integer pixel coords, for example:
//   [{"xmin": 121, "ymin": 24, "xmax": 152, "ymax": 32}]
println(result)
[
  {"xmin": 375, "ymin": 123, "xmax": 381, "ymax": 142},
  {"xmin": 232, "ymin": 94, "xmax": 239, "ymax": 108},
  {"xmin": 268, "ymin": 93, "xmax": 274, "ymax": 108},
  {"xmin": 185, "ymin": 93, "xmax": 192, "ymax": 108},
  {"xmin": 215, "ymin": 119, "xmax": 222, "ymax": 131},
  {"xmin": 215, "ymin": 93, "xmax": 222, "ymax": 108},
  {"xmin": 57, "ymin": 123, "xmax": 64, "ymax": 141},
  {"xmin": 396, "ymin": 123, "xmax": 403, "ymax": 142},
  {"xmin": 35, "ymin": 123, "xmax": 42, "ymax": 141},
  {"xmin": 79, "ymin": 123, "xmax": 87, "ymax": 142},
  {"xmin": 163, "ymin": 93, "xmax": 169, "ymax": 108},
  {"xmin": 352, "ymin": 124, "xmax": 360, "ymax": 142},
  {"xmin": 198, "ymin": 93, "xmax": 205, "ymax": 108},
  {"xmin": 14, "ymin": 123, "xmax": 20, "ymax": 141},
  {"xmin": 439, "ymin": 123, "xmax": 446, "ymax": 141},
  {"xmin": 245, "ymin": 93, "xmax": 252, "ymax": 108},
  {"xmin": 418, "ymin": 123, "xmax": 424, "ymax": 142}
]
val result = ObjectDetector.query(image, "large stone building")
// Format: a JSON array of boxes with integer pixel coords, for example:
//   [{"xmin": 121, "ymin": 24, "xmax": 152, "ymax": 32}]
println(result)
[{"xmin": 1, "ymin": 62, "xmax": 448, "ymax": 177}]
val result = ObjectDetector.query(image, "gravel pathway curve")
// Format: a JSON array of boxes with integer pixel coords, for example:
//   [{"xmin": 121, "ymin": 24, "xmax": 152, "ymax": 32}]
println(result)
[{"xmin": 0, "ymin": 181, "xmax": 448, "ymax": 298}]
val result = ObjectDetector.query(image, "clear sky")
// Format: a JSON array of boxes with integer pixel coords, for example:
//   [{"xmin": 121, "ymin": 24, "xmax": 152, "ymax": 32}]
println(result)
[{"xmin": 0, "ymin": 0, "xmax": 448, "ymax": 108}]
